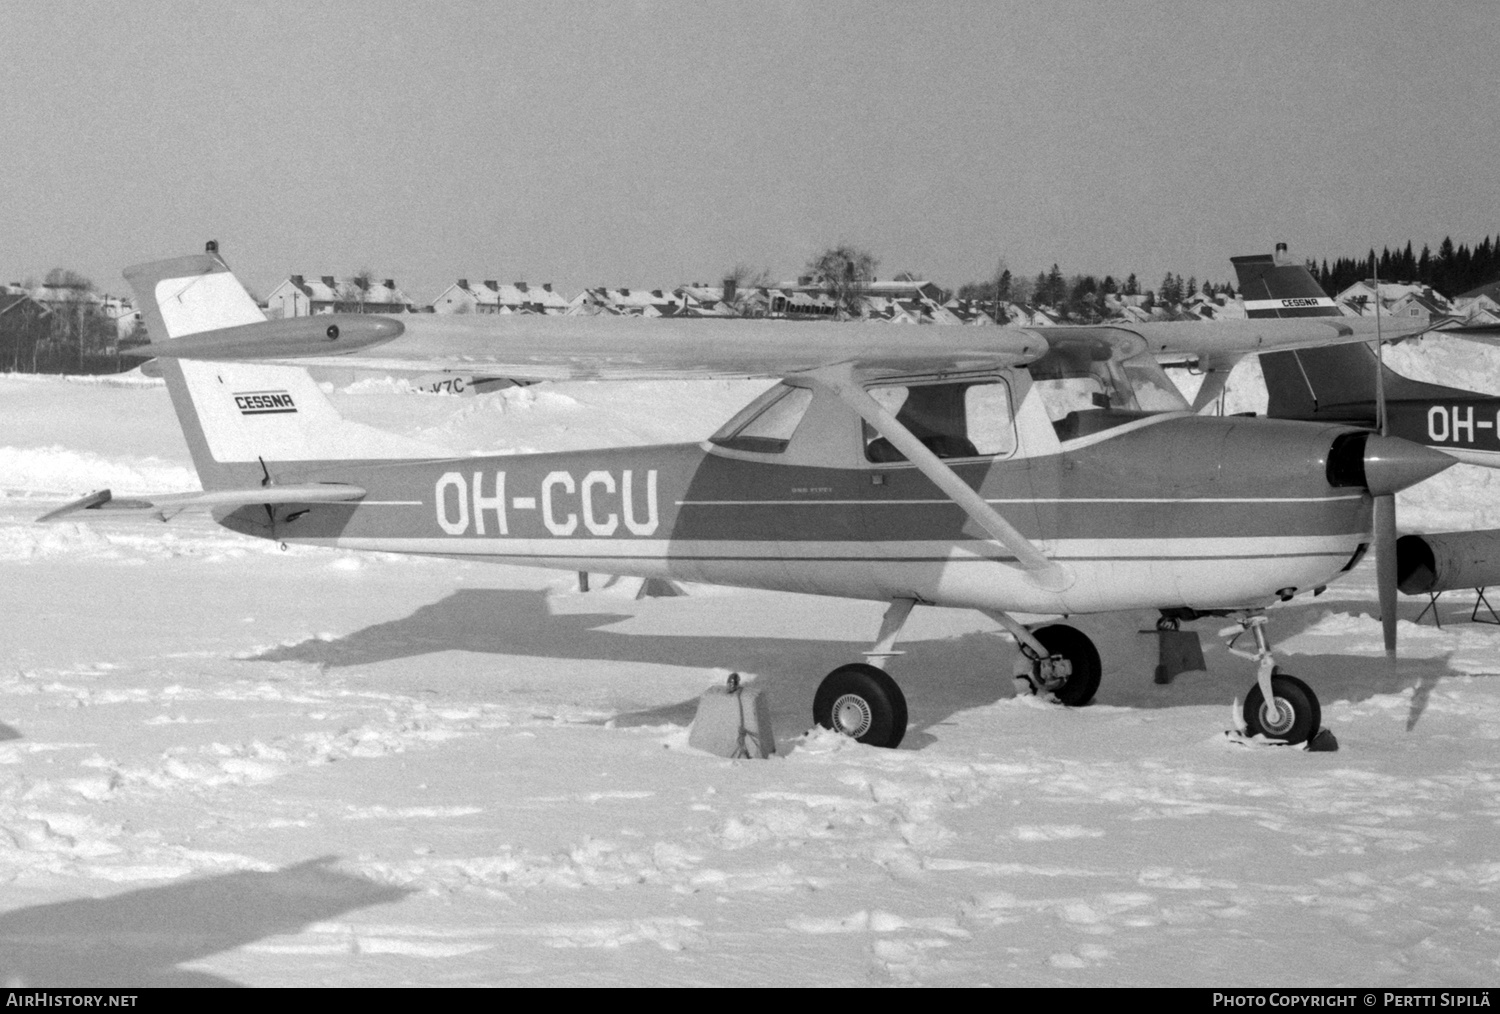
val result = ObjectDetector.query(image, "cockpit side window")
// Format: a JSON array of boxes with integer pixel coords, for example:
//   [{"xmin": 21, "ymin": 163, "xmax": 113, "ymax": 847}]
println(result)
[
  {"xmin": 709, "ymin": 383, "xmax": 813, "ymax": 454},
  {"xmin": 1028, "ymin": 342, "xmax": 1187, "ymax": 441},
  {"xmin": 863, "ymin": 379, "xmax": 1015, "ymax": 462}
]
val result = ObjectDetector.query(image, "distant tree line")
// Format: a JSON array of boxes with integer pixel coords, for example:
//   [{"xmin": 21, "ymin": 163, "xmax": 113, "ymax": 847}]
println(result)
[
  {"xmin": 951, "ymin": 259, "xmax": 1236, "ymax": 324},
  {"xmin": 0, "ymin": 268, "xmax": 144, "ymax": 375},
  {"xmin": 1311, "ymin": 234, "xmax": 1500, "ymax": 297}
]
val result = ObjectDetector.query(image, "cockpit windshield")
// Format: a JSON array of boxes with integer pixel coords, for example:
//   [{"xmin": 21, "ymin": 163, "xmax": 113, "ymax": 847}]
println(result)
[
  {"xmin": 1027, "ymin": 338, "xmax": 1188, "ymax": 442},
  {"xmin": 709, "ymin": 383, "xmax": 813, "ymax": 453}
]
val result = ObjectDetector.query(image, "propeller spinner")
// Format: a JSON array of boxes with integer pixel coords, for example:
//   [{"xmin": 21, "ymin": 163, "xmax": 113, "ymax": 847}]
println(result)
[{"xmin": 1326, "ymin": 430, "xmax": 1455, "ymax": 654}]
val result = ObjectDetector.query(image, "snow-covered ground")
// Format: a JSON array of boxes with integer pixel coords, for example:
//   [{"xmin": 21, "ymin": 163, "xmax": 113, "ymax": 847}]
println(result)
[{"xmin": 2, "ymin": 343, "xmax": 1499, "ymax": 987}]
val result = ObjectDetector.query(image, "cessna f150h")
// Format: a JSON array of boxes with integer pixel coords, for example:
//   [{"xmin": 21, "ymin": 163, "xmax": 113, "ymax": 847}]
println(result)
[{"xmin": 41, "ymin": 247, "xmax": 1451, "ymax": 748}]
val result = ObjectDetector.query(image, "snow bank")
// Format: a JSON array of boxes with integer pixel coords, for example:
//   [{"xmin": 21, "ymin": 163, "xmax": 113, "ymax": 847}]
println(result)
[{"xmin": 0, "ymin": 446, "xmax": 196, "ymax": 498}]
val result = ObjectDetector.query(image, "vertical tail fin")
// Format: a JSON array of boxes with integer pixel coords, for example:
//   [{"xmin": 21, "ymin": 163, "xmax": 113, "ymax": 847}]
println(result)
[
  {"xmin": 123, "ymin": 244, "xmax": 443, "ymax": 490},
  {"xmin": 1234, "ymin": 245, "xmax": 1470, "ymax": 420},
  {"xmin": 123, "ymin": 242, "xmax": 266, "ymax": 343},
  {"xmin": 1234, "ymin": 246, "xmax": 1390, "ymax": 419},
  {"xmin": 1231, "ymin": 245, "xmax": 1343, "ymax": 320},
  {"xmin": 157, "ymin": 357, "xmax": 449, "ymax": 490}
]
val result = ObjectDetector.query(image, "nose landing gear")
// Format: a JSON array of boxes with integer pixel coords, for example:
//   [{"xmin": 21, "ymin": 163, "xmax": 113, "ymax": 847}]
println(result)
[{"xmin": 1223, "ymin": 613, "xmax": 1325, "ymax": 747}]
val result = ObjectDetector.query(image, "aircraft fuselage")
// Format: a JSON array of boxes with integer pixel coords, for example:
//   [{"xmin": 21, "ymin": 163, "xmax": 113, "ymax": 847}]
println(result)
[{"xmin": 217, "ymin": 413, "xmax": 1371, "ymax": 616}]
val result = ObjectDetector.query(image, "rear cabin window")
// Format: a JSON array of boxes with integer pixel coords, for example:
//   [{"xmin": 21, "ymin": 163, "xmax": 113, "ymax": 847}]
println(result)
[
  {"xmin": 862, "ymin": 379, "xmax": 1016, "ymax": 462},
  {"xmin": 1028, "ymin": 342, "xmax": 1187, "ymax": 441},
  {"xmin": 709, "ymin": 384, "xmax": 813, "ymax": 454}
]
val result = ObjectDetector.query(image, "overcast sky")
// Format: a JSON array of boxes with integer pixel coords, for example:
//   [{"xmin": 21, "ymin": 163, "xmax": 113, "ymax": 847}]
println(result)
[{"xmin": 1, "ymin": 0, "xmax": 1496, "ymax": 301}]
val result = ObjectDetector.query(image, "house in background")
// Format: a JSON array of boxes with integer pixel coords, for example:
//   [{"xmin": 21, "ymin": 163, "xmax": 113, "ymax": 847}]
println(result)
[
  {"xmin": 941, "ymin": 299, "xmax": 999, "ymax": 325},
  {"xmin": 677, "ymin": 283, "xmax": 741, "ymax": 317},
  {"xmin": 16, "ymin": 279, "xmax": 139, "ymax": 346},
  {"xmin": 1386, "ymin": 289, "xmax": 1449, "ymax": 321},
  {"xmin": 0, "ymin": 287, "xmax": 52, "ymax": 328},
  {"xmin": 431, "ymin": 279, "xmax": 569, "ymax": 315},
  {"xmin": 567, "ymin": 287, "xmax": 682, "ymax": 317},
  {"xmin": 1334, "ymin": 279, "xmax": 1450, "ymax": 317},
  {"xmin": 265, "ymin": 276, "xmax": 415, "ymax": 318},
  {"xmin": 99, "ymin": 294, "xmax": 142, "ymax": 341},
  {"xmin": 764, "ymin": 287, "xmax": 839, "ymax": 318},
  {"xmin": 860, "ymin": 293, "xmax": 961, "ymax": 324},
  {"xmin": 1184, "ymin": 290, "xmax": 1246, "ymax": 320},
  {"xmin": 1451, "ymin": 281, "xmax": 1500, "ymax": 322}
]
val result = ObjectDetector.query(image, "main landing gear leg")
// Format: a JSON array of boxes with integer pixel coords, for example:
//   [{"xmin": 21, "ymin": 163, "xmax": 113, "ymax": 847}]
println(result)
[
  {"xmin": 1221, "ymin": 613, "xmax": 1325, "ymax": 746},
  {"xmin": 812, "ymin": 597, "xmax": 915, "ymax": 749},
  {"xmin": 984, "ymin": 610, "xmax": 1102, "ymax": 707}
]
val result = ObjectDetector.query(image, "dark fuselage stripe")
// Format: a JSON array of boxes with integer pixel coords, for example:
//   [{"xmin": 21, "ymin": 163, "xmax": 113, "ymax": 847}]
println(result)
[{"xmin": 676, "ymin": 496, "xmax": 1365, "ymax": 506}]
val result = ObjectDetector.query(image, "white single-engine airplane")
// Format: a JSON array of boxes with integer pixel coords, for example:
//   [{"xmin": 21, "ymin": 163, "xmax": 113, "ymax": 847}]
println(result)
[{"xmin": 43, "ymin": 246, "xmax": 1454, "ymax": 748}]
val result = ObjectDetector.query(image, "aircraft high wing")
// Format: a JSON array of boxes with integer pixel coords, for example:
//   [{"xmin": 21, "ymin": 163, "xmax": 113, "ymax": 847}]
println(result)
[
  {"xmin": 127, "ymin": 249, "xmax": 1423, "ymax": 385},
  {"xmin": 43, "ymin": 245, "xmax": 1460, "ymax": 750}
]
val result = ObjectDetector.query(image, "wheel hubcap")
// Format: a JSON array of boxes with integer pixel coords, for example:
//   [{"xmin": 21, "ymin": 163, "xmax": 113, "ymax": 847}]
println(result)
[
  {"xmin": 1260, "ymin": 697, "xmax": 1295, "ymax": 736},
  {"xmin": 831, "ymin": 693, "xmax": 873, "ymax": 738}
]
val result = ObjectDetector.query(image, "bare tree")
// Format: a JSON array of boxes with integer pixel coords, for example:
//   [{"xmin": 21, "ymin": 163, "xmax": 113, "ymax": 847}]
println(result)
[
  {"xmin": 724, "ymin": 263, "xmax": 773, "ymax": 288},
  {"xmin": 806, "ymin": 245, "xmax": 878, "ymax": 319},
  {"xmin": 721, "ymin": 263, "xmax": 774, "ymax": 316},
  {"xmin": 44, "ymin": 268, "xmax": 94, "ymax": 291},
  {"xmin": 41, "ymin": 268, "xmax": 108, "ymax": 371},
  {"xmin": 0, "ymin": 293, "xmax": 50, "ymax": 373},
  {"xmin": 956, "ymin": 259, "xmax": 1012, "ymax": 321},
  {"xmin": 336, "ymin": 267, "xmax": 378, "ymax": 313}
]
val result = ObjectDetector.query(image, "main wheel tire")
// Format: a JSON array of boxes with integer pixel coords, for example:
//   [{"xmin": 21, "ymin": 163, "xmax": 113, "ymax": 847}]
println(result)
[
  {"xmin": 1029, "ymin": 624, "xmax": 1102, "ymax": 707},
  {"xmin": 1242, "ymin": 670, "xmax": 1321, "ymax": 745},
  {"xmin": 812, "ymin": 663, "xmax": 908, "ymax": 749}
]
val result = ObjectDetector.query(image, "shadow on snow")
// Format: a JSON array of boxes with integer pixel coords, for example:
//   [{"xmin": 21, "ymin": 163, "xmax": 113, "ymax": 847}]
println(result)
[
  {"xmin": 0, "ymin": 856, "xmax": 410, "ymax": 988},
  {"xmin": 242, "ymin": 587, "xmax": 1478, "ymax": 740}
]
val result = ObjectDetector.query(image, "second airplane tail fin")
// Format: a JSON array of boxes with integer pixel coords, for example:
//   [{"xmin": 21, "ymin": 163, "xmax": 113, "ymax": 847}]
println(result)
[
  {"xmin": 1231, "ymin": 245, "xmax": 1343, "ymax": 320},
  {"xmin": 1233, "ymin": 245, "xmax": 1462, "ymax": 420}
]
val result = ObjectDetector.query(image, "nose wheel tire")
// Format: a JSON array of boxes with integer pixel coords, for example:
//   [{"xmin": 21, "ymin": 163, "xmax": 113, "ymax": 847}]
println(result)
[
  {"xmin": 1241, "ymin": 670, "xmax": 1321, "ymax": 745},
  {"xmin": 1029, "ymin": 624, "xmax": 1102, "ymax": 707},
  {"xmin": 813, "ymin": 663, "xmax": 908, "ymax": 749}
]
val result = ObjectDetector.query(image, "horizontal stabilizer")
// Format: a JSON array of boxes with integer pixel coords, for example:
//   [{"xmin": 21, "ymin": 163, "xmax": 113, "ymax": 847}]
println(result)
[
  {"xmin": 127, "ymin": 314, "xmax": 405, "ymax": 361},
  {"xmin": 1433, "ymin": 322, "xmax": 1500, "ymax": 339},
  {"xmin": 37, "ymin": 483, "xmax": 367, "ymax": 523}
]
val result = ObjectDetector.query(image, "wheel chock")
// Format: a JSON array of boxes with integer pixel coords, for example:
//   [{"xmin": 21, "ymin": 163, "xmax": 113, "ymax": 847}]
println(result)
[
  {"xmin": 689, "ymin": 674, "xmax": 776, "ymax": 759},
  {"xmin": 1222, "ymin": 726, "xmax": 1339, "ymax": 752},
  {"xmin": 1306, "ymin": 727, "xmax": 1338, "ymax": 751}
]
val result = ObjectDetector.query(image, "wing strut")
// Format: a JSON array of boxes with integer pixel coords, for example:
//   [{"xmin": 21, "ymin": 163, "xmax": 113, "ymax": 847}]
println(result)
[
  {"xmin": 811, "ymin": 366, "xmax": 1072, "ymax": 592},
  {"xmin": 1188, "ymin": 354, "xmax": 1242, "ymax": 414}
]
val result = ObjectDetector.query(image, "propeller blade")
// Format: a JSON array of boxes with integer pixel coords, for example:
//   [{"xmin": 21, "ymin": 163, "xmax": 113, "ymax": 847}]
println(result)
[{"xmin": 1375, "ymin": 492, "xmax": 1398, "ymax": 655}]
